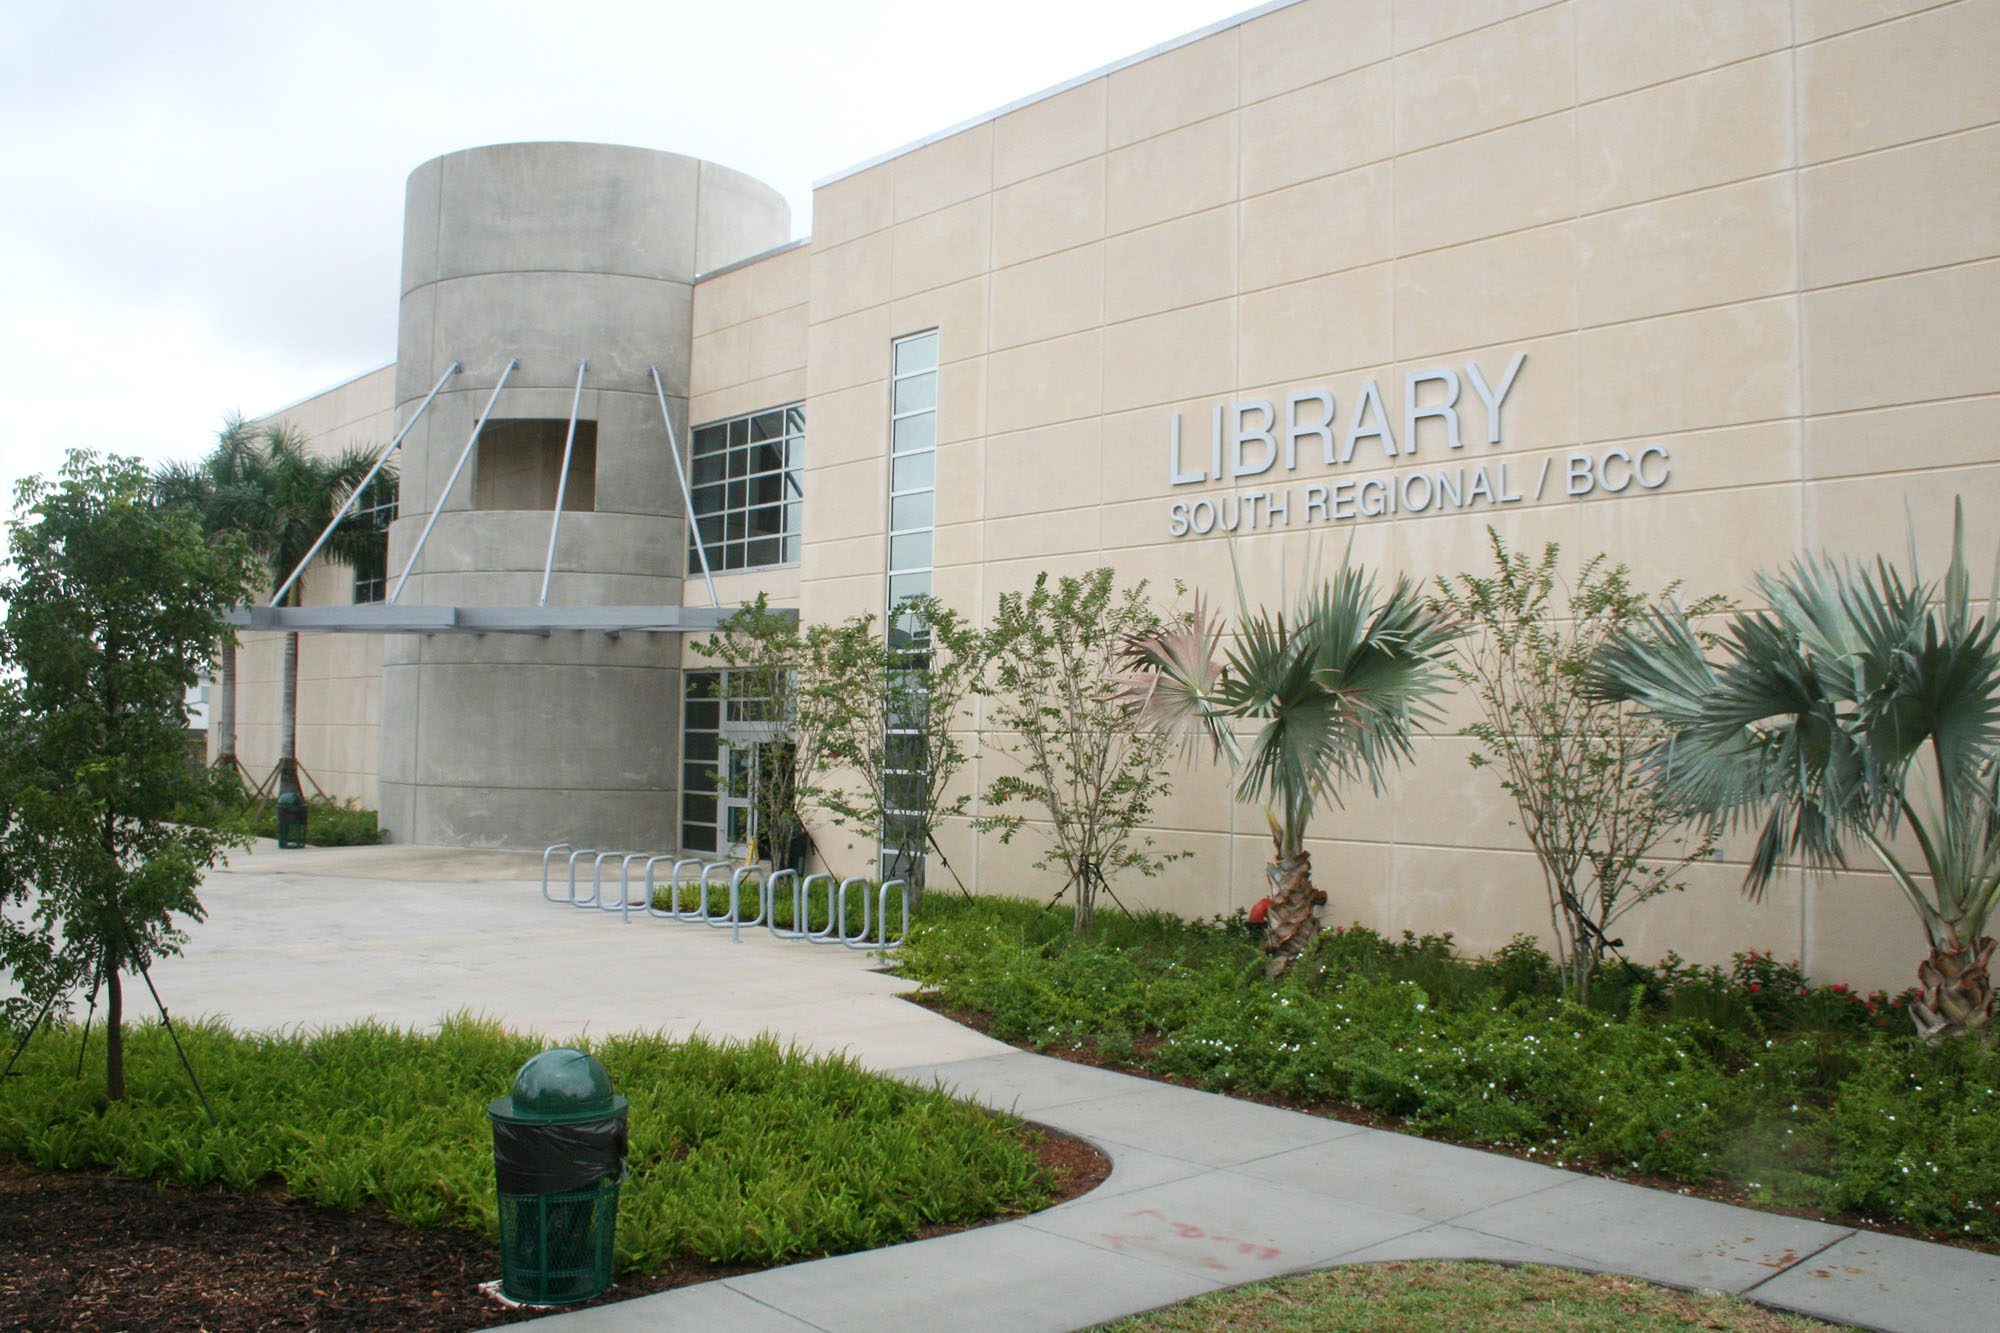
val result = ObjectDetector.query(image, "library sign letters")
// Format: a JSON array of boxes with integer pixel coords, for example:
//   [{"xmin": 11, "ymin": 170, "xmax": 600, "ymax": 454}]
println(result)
[{"xmin": 1163, "ymin": 353, "xmax": 1671, "ymax": 538}]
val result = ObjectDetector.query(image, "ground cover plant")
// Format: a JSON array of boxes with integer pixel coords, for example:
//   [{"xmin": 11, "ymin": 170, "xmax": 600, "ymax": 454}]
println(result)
[
  {"xmin": 898, "ymin": 896, "xmax": 2000, "ymax": 1246},
  {"xmin": 0, "ymin": 1016, "xmax": 1056, "ymax": 1273},
  {"xmin": 1098, "ymin": 1260, "xmax": 1839, "ymax": 1332}
]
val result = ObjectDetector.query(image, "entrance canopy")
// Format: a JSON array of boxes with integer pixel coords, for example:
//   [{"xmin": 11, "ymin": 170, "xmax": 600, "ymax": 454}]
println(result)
[{"xmin": 226, "ymin": 604, "xmax": 781, "ymax": 636}]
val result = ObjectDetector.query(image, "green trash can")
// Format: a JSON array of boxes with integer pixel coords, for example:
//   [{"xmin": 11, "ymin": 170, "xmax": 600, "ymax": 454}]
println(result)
[
  {"xmin": 274, "ymin": 791, "xmax": 309, "ymax": 849},
  {"xmin": 488, "ymin": 1048, "xmax": 629, "ymax": 1306}
]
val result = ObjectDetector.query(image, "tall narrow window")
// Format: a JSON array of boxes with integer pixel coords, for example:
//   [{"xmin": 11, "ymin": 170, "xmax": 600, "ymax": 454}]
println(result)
[{"xmin": 884, "ymin": 331, "xmax": 938, "ymax": 878}]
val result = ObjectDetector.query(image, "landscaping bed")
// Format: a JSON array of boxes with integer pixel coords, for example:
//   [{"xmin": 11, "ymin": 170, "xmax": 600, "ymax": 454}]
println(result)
[
  {"xmin": 0, "ymin": 1019, "xmax": 1106, "ymax": 1330},
  {"xmin": 897, "ymin": 896, "xmax": 2000, "ymax": 1253}
]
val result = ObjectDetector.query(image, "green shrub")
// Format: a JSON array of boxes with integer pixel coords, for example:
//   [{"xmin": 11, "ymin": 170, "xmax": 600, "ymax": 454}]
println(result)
[
  {"xmin": 0, "ymin": 1017, "xmax": 1053, "ymax": 1270},
  {"xmin": 899, "ymin": 894, "xmax": 1999, "ymax": 1243}
]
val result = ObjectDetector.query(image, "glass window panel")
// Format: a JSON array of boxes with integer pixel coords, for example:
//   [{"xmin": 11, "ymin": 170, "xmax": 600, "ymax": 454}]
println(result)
[
  {"xmin": 751, "ymin": 441, "xmax": 784, "ymax": 475},
  {"xmin": 684, "ymin": 761, "xmax": 717, "ymax": 792},
  {"xmin": 894, "ymin": 334, "xmax": 938, "ymax": 376},
  {"xmin": 886, "ymin": 732, "xmax": 926, "ymax": 769},
  {"xmin": 681, "ymin": 823, "xmax": 715, "ymax": 853},
  {"xmin": 889, "ymin": 531, "xmax": 933, "ymax": 571},
  {"xmin": 890, "ymin": 492, "xmax": 933, "ymax": 530},
  {"xmin": 692, "ymin": 425, "xmax": 727, "ymax": 456},
  {"xmin": 691, "ymin": 481, "xmax": 725, "ymax": 515},
  {"xmin": 723, "ymin": 542, "xmax": 746, "ymax": 571},
  {"xmin": 684, "ymin": 731, "xmax": 718, "ymax": 762},
  {"xmin": 727, "ymin": 418, "xmax": 748, "ymax": 447},
  {"xmin": 692, "ymin": 453, "xmax": 725, "ymax": 486},
  {"xmin": 886, "ymin": 769, "xmax": 926, "ymax": 811},
  {"xmin": 695, "ymin": 514, "xmax": 724, "ymax": 546},
  {"xmin": 786, "ymin": 438, "xmax": 804, "ymax": 470},
  {"xmin": 725, "ymin": 509, "xmax": 747, "ymax": 542},
  {"xmin": 887, "ymin": 570, "xmax": 931, "ymax": 609},
  {"xmin": 726, "ymin": 479, "xmax": 747, "ymax": 510},
  {"xmin": 746, "ymin": 536, "xmax": 781, "ymax": 567},
  {"xmin": 891, "ymin": 452, "xmax": 934, "ymax": 492},
  {"xmin": 893, "ymin": 375, "xmax": 937, "ymax": 414},
  {"xmin": 749, "ymin": 411, "xmax": 783, "ymax": 442},
  {"xmin": 726, "ymin": 806, "xmax": 749, "ymax": 843},
  {"xmin": 784, "ymin": 406, "xmax": 805, "ymax": 436},
  {"xmin": 782, "ymin": 534, "xmax": 802, "ymax": 564},
  {"xmin": 782, "ymin": 501, "xmax": 803, "ymax": 535},
  {"xmin": 682, "ymin": 794, "xmax": 716, "ymax": 825},
  {"xmin": 751, "ymin": 473, "xmax": 785, "ymax": 507},
  {"xmin": 747, "ymin": 503, "xmax": 784, "ymax": 536},
  {"xmin": 892, "ymin": 413, "xmax": 934, "ymax": 454},
  {"xmin": 686, "ymin": 694, "xmax": 719, "ymax": 728},
  {"xmin": 726, "ymin": 447, "xmax": 748, "ymax": 480}
]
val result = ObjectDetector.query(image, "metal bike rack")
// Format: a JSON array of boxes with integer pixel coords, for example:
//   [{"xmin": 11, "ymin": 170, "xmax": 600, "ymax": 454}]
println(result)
[
  {"xmin": 541, "ymin": 843, "xmax": 574, "ymax": 902},
  {"xmin": 581, "ymin": 851, "xmax": 627, "ymax": 910},
  {"xmin": 764, "ymin": 868, "xmax": 804, "ymax": 939},
  {"xmin": 833, "ymin": 875, "xmax": 872, "ymax": 946},
  {"xmin": 565, "ymin": 847, "xmax": 598, "ymax": 905},
  {"xmin": 538, "ymin": 839, "xmax": 910, "ymax": 952},
  {"xmin": 844, "ymin": 879, "xmax": 910, "ymax": 951}
]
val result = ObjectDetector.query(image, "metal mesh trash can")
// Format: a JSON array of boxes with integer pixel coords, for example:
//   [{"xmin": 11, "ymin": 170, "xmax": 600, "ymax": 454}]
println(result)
[
  {"xmin": 488, "ymin": 1048, "xmax": 629, "ymax": 1306},
  {"xmin": 274, "ymin": 791, "xmax": 308, "ymax": 849}
]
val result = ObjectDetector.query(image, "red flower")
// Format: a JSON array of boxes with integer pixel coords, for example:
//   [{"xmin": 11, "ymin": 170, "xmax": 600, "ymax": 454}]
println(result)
[{"xmin": 1247, "ymin": 897, "xmax": 1271, "ymax": 925}]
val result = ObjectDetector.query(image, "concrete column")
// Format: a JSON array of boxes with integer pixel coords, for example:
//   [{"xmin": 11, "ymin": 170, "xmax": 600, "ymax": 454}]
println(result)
[{"xmin": 380, "ymin": 141, "xmax": 789, "ymax": 849}]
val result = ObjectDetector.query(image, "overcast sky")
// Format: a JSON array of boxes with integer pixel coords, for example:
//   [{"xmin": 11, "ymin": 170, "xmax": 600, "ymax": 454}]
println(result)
[{"xmin": 1, "ymin": 0, "xmax": 1259, "ymax": 505}]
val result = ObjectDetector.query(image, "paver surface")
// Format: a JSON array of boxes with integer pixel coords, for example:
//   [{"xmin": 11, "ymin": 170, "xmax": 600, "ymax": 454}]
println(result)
[{"xmin": 139, "ymin": 844, "xmax": 2000, "ymax": 1332}]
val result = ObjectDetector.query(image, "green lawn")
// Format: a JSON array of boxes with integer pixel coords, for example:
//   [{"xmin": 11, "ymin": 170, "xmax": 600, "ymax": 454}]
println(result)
[{"xmin": 1100, "ymin": 1261, "xmax": 1843, "ymax": 1332}]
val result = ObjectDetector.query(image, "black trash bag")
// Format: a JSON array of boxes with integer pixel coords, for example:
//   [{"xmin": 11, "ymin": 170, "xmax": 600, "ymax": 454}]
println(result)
[{"xmin": 492, "ymin": 1114, "xmax": 629, "ymax": 1195}]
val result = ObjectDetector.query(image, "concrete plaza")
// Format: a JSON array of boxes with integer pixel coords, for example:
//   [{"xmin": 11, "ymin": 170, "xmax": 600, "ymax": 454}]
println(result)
[{"xmin": 146, "ymin": 842, "xmax": 2000, "ymax": 1333}]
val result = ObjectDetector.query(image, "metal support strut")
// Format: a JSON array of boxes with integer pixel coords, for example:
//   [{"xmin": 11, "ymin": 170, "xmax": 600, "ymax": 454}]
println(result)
[
  {"xmin": 268, "ymin": 361, "xmax": 458, "ymax": 607},
  {"xmin": 649, "ymin": 363, "xmax": 719, "ymax": 609},
  {"xmin": 393, "ymin": 358, "xmax": 516, "ymax": 604},
  {"xmin": 539, "ymin": 359, "xmax": 589, "ymax": 608}
]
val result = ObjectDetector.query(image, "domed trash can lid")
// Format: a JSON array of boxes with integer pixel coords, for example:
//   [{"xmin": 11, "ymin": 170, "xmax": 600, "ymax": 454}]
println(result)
[{"xmin": 488, "ymin": 1048, "xmax": 629, "ymax": 1125}]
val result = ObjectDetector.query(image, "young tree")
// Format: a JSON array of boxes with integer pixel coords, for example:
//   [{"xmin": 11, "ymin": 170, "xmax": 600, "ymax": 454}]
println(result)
[
  {"xmin": 688, "ymin": 594, "xmax": 842, "ymax": 869},
  {"xmin": 977, "ymin": 569, "xmax": 1185, "ymax": 932},
  {"xmin": 1432, "ymin": 531, "xmax": 1727, "ymax": 1001},
  {"xmin": 1592, "ymin": 502, "xmax": 2000, "ymax": 1040},
  {"xmin": 0, "ymin": 453, "xmax": 257, "ymax": 1098},
  {"xmin": 1117, "ymin": 547, "xmax": 1462, "ymax": 970},
  {"xmin": 817, "ymin": 595, "xmax": 986, "ymax": 900}
]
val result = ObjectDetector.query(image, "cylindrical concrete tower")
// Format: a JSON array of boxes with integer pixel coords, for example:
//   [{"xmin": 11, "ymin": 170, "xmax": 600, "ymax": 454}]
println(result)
[{"xmin": 379, "ymin": 142, "xmax": 790, "ymax": 849}]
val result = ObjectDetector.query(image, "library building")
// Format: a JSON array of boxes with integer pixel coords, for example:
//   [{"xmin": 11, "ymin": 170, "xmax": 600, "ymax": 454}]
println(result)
[{"xmin": 225, "ymin": 0, "xmax": 2000, "ymax": 990}]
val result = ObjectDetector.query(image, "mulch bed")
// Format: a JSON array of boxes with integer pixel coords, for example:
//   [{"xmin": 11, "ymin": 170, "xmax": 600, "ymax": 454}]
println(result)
[
  {"xmin": 908, "ymin": 992, "xmax": 2000, "ymax": 1259},
  {"xmin": 0, "ymin": 1127, "xmax": 1107, "ymax": 1332}
]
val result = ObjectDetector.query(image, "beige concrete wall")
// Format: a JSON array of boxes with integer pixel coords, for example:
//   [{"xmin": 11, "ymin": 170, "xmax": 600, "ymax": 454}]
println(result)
[
  {"xmin": 677, "ymin": 0, "xmax": 2000, "ymax": 991},
  {"xmin": 688, "ymin": 243, "xmax": 811, "ymax": 613},
  {"xmin": 224, "ymin": 364, "xmax": 397, "ymax": 809}
]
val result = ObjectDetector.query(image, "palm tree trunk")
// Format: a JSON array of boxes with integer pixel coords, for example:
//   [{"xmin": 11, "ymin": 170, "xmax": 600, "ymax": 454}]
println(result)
[
  {"xmin": 1263, "ymin": 846, "xmax": 1320, "ymax": 971},
  {"xmin": 1912, "ymin": 927, "xmax": 1995, "ymax": 1039},
  {"xmin": 216, "ymin": 636, "xmax": 237, "ymax": 765},
  {"xmin": 279, "ymin": 630, "xmax": 300, "ymax": 799}
]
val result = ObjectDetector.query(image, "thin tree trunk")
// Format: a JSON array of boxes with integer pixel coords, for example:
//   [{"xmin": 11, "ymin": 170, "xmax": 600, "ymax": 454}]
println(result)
[
  {"xmin": 280, "ymin": 630, "xmax": 300, "ymax": 799},
  {"xmin": 216, "ymin": 637, "xmax": 237, "ymax": 764},
  {"xmin": 105, "ymin": 962, "xmax": 124, "ymax": 1102}
]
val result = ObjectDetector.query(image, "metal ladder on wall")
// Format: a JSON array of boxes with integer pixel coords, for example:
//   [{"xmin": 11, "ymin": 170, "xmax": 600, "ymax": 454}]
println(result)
[{"xmin": 538, "ymin": 842, "xmax": 910, "ymax": 951}]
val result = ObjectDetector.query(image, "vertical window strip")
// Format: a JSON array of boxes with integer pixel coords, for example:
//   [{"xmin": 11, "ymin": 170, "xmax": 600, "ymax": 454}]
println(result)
[{"xmin": 884, "ymin": 331, "xmax": 939, "ymax": 878}]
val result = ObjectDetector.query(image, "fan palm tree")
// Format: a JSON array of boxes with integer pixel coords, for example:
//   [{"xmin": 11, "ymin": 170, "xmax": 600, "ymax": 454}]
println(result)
[
  {"xmin": 1116, "ymin": 548, "xmax": 1462, "ymax": 969},
  {"xmin": 152, "ymin": 416, "xmax": 263, "ymax": 779},
  {"xmin": 1590, "ymin": 502, "xmax": 2000, "ymax": 1039},
  {"xmin": 217, "ymin": 424, "xmax": 385, "ymax": 801}
]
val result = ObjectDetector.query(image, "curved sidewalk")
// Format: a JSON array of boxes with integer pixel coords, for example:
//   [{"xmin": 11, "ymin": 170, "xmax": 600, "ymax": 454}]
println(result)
[{"xmin": 153, "ymin": 845, "xmax": 1997, "ymax": 1333}]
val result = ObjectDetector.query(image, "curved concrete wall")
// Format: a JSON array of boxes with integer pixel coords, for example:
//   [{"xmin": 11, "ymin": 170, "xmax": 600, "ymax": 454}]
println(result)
[{"xmin": 381, "ymin": 142, "xmax": 790, "ymax": 849}]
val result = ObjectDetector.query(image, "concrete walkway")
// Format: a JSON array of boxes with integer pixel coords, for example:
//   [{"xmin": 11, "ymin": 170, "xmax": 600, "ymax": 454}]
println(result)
[{"xmin": 152, "ymin": 844, "xmax": 1998, "ymax": 1332}]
